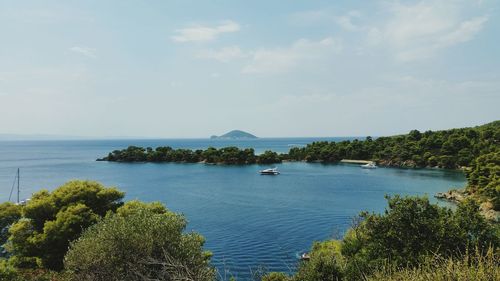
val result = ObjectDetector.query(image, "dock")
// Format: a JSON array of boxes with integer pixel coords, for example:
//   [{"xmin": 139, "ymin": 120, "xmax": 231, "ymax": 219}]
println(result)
[{"xmin": 340, "ymin": 159, "xmax": 373, "ymax": 164}]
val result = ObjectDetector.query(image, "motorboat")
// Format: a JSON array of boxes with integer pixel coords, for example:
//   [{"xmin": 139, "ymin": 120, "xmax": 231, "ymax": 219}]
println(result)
[
  {"xmin": 300, "ymin": 252, "xmax": 311, "ymax": 261},
  {"xmin": 260, "ymin": 167, "xmax": 280, "ymax": 175},
  {"xmin": 361, "ymin": 162, "xmax": 377, "ymax": 169}
]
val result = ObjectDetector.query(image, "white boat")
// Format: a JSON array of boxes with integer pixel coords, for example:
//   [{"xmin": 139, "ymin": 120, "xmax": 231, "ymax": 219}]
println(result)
[
  {"xmin": 300, "ymin": 252, "xmax": 311, "ymax": 260},
  {"xmin": 260, "ymin": 167, "xmax": 280, "ymax": 175},
  {"xmin": 361, "ymin": 162, "xmax": 377, "ymax": 169}
]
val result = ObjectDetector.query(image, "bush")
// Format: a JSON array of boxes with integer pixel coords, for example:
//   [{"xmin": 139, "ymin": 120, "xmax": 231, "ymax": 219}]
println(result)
[
  {"xmin": 341, "ymin": 196, "xmax": 499, "ymax": 279},
  {"xmin": 64, "ymin": 201, "xmax": 215, "ymax": 281},
  {"xmin": 294, "ymin": 240, "xmax": 344, "ymax": 281},
  {"xmin": 368, "ymin": 247, "xmax": 500, "ymax": 281}
]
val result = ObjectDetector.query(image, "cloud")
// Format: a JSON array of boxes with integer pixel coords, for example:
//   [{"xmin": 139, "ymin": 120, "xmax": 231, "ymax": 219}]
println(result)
[
  {"xmin": 334, "ymin": 10, "xmax": 362, "ymax": 31},
  {"xmin": 171, "ymin": 20, "xmax": 240, "ymax": 42},
  {"xmin": 242, "ymin": 37, "xmax": 342, "ymax": 74},
  {"xmin": 196, "ymin": 46, "xmax": 248, "ymax": 62},
  {"xmin": 437, "ymin": 16, "xmax": 488, "ymax": 47},
  {"xmin": 255, "ymin": 75, "xmax": 500, "ymax": 136},
  {"xmin": 69, "ymin": 46, "xmax": 96, "ymax": 58},
  {"xmin": 370, "ymin": 1, "xmax": 488, "ymax": 61},
  {"xmin": 290, "ymin": 9, "xmax": 362, "ymax": 31}
]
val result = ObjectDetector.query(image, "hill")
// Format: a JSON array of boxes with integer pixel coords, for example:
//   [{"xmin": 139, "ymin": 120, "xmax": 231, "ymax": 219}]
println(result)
[{"xmin": 210, "ymin": 130, "xmax": 258, "ymax": 139}]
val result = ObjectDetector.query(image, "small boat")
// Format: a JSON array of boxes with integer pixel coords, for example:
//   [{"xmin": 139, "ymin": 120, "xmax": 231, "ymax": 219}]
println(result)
[
  {"xmin": 361, "ymin": 162, "xmax": 377, "ymax": 169},
  {"xmin": 300, "ymin": 252, "xmax": 311, "ymax": 261},
  {"xmin": 260, "ymin": 167, "xmax": 280, "ymax": 175}
]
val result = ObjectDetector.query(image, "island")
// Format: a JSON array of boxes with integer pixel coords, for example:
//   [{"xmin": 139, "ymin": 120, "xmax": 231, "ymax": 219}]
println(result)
[{"xmin": 210, "ymin": 130, "xmax": 258, "ymax": 140}]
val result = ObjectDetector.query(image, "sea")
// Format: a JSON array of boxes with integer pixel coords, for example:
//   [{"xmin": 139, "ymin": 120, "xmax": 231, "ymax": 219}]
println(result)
[{"xmin": 0, "ymin": 138, "xmax": 466, "ymax": 280}]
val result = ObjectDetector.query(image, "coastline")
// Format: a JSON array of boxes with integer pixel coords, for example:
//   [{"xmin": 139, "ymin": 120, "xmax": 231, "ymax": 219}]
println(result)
[{"xmin": 435, "ymin": 189, "xmax": 500, "ymax": 222}]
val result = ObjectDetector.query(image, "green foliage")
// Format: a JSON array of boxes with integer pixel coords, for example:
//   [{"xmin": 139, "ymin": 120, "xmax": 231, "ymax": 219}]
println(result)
[
  {"xmin": 341, "ymin": 196, "xmax": 499, "ymax": 280},
  {"xmin": 0, "ymin": 259, "xmax": 65, "ymax": 281},
  {"xmin": 466, "ymin": 151, "xmax": 500, "ymax": 209},
  {"xmin": 294, "ymin": 240, "xmax": 344, "ymax": 281},
  {"xmin": 258, "ymin": 151, "xmax": 282, "ymax": 164},
  {"xmin": 64, "ymin": 201, "xmax": 214, "ymax": 281},
  {"xmin": 0, "ymin": 203, "xmax": 22, "ymax": 254},
  {"xmin": 0, "ymin": 259, "xmax": 20, "ymax": 281},
  {"xmin": 261, "ymin": 272, "xmax": 291, "ymax": 281},
  {"xmin": 101, "ymin": 145, "xmax": 279, "ymax": 164},
  {"xmin": 368, "ymin": 247, "xmax": 500, "ymax": 281},
  {"xmin": 286, "ymin": 121, "xmax": 499, "ymax": 169},
  {"xmin": 270, "ymin": 196, "xmax": 499, "ymax": 281},
  {"xmin": 6, "ymin": 181, "xmax": 124, "ymax": 271}
]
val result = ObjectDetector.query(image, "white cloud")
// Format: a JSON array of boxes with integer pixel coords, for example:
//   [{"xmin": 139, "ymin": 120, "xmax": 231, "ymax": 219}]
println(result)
[
  {"xmin": 290, "ymin": 9, "xmax": 362, "ymax": 31},
  {"xmin": 69, "ymin": 46, "xmax": 96, "ymax": 58},
  {"xmin": 171, "ymin": 20, "xmax": 240, "ymax": 42},
  {"xmin": 370, "ymin": 1, "xmax": 488, "ymax": 61},
  {"xmin": 334, "ymin": 10, "xmax": 362, "ymax": 31},
  {"xmin": 438, "ymin": 16, "xmax": 488, "ymax": 47},
  {"xmin": 242, "ymin": 37, "xmax": 342, "ymax": 74},
  {"xmin": 196, "ymin": 46, "xmax": 248, "ymax": 62}
]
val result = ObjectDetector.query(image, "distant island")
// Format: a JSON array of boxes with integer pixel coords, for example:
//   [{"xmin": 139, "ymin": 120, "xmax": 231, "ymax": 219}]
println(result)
[{"xmin": 210, "ymin": 130, "xmax": 258, "ymax": 140}]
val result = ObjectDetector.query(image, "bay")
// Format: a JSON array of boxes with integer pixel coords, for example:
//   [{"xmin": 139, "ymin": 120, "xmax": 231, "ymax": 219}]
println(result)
[{"xmin": 0, "ymin": 138, "xmax": 466, "ymax": 280}]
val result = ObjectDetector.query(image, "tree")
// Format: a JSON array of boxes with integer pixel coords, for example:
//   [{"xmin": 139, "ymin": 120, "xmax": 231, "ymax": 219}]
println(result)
[
  {"xmin": 0, "ymin": 203, "xmax": 21, "ymax": 254},
  {"xmin": 6, "ymin": 180, "xmax": 124, "ymax": 270},
  {"xmin": 64, "ymin": 201, "xmax": 214, "ymax": 281},
  {"xmin": 340, "ymin": 196, "xmax": 499, "ymax": 280},
  {"xmin": 294, "ymin": 241, "xmax": 344, "ymax": 281},
  {"xmin": 258, "ymin": 151, "xmax": 281, "ymax": 164},
  {"xmin": 408, "ymin": 130, "xmax": 422, "ymax": 141}
]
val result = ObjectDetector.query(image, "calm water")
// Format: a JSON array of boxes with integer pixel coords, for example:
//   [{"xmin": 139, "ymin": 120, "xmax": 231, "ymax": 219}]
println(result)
[{"xmin": 0, "ymin": 138, "xmax": 466, "ymax": 280}]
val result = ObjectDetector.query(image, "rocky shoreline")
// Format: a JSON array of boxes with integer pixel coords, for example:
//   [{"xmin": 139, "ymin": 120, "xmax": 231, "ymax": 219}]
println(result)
[
  {"xmin": 435, "ymin": 189, "xmax": 468, "ymax": 203},
  {"xmin": 435, "ymin": 189, "xmax": 499, "ymax": 222}
]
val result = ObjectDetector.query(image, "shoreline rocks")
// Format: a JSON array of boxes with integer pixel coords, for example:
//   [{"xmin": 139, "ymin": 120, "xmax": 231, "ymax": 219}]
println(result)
[
  {"xmin": 435, "ymin": 190, "xmax": 500, "ymax": 222},
  {"xmin": 434, "ymin": 189, "xmax": 467, "ymax": 203}
]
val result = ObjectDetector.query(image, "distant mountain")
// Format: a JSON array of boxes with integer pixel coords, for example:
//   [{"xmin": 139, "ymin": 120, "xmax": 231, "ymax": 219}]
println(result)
[{"xmin": 210, "ymin": 130, "xmax": 258, "ymax": 140}]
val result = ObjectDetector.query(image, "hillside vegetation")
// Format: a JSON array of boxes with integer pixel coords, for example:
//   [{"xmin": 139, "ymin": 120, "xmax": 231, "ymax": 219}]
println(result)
[{"xmin": 286, "ymin": 121, "xmax": 499, "ymax": 169}]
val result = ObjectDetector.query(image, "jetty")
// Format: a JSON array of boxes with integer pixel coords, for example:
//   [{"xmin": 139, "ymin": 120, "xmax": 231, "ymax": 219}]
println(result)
[{"xmin": 340, "ymin": 159, "xmax": 374, "ymax": 164}]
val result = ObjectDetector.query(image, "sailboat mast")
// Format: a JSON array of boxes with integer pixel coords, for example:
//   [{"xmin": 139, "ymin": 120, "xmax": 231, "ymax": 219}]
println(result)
[{"xmin": 17, "ymin": 168, "xmax": 20, "ymax": 204}]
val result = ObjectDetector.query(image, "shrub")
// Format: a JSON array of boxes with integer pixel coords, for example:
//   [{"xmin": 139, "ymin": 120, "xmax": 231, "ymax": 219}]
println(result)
[{"xmin": 64, "ymin": 201, "xmax": 214, "ymax": 281}]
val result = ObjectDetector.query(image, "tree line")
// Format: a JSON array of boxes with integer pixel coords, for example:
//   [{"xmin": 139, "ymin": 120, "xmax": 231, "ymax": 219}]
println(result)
[{"xmin": 99, "ymin": 146, "xmax": 281, "ymax": 165}]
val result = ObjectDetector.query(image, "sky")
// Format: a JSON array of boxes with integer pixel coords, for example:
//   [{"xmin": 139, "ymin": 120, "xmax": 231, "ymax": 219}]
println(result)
[{"xmin": 0, "ymin": 0, "xmax": 499, "ymax": 138}]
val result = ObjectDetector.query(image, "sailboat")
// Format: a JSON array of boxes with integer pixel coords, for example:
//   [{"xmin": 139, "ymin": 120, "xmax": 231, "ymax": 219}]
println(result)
[{"xmin": 9, "ymin": 168, "xmax": 29, "ymax": 205}]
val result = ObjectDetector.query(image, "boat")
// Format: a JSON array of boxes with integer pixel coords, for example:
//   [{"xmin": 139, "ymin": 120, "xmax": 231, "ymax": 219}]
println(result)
[
  {"xmin": 300, "ymin": 252, "xmax": 311, "ymax": 261},
  {"xmin": 259, "ymin": 167, "xmax": 280, "ymax": 175},
  {"xmin": 9, "ymin": 168, "xmax": 21, "ymax": 204},
  {"xmin": 361, "ymin": 162, "xmax": 377, "ymax": 169}
]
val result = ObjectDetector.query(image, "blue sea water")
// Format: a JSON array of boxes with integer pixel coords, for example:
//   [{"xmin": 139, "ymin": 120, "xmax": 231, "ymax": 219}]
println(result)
[{"xmin": 0, "ymin": 138, "xmax": 466, "ymax": 280}]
